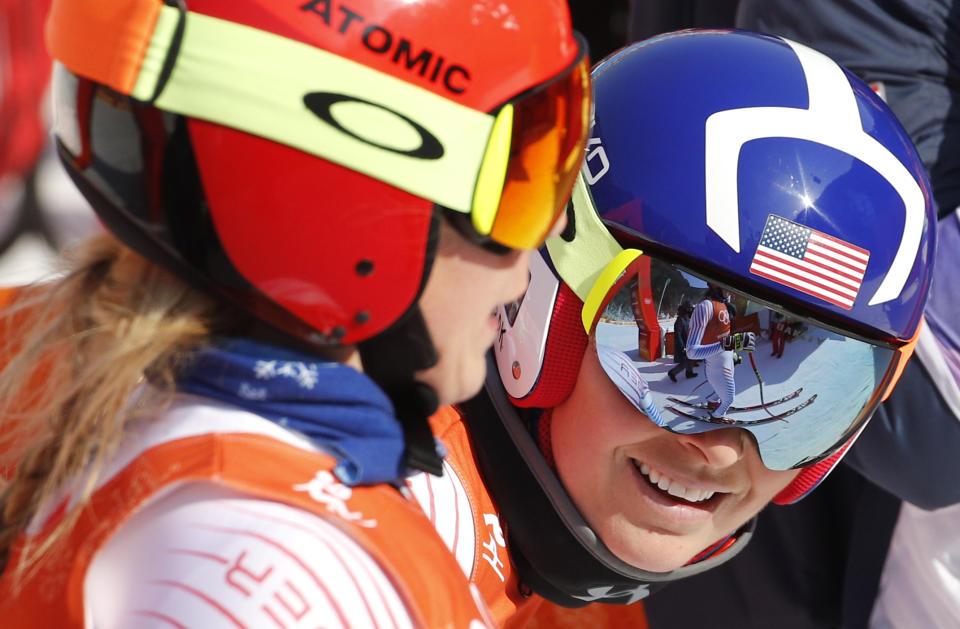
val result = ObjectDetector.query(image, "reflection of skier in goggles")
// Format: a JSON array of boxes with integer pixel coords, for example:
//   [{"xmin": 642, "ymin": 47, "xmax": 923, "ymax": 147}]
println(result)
[{"xmin": 685, "ymin": 285, "xmax": 757, "ymax": 419}]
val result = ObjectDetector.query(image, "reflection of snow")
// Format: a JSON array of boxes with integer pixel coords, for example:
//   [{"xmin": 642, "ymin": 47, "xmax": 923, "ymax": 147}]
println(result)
[{"xmin": 595, "ymin": 320, "xmax": 892, "ymax": 469}]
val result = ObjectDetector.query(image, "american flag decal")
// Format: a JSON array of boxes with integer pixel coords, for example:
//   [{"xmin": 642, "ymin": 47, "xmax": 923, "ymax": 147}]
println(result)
[{"xmin": 749, "ymin": 215, "xmax": 869, "ymax": 309}]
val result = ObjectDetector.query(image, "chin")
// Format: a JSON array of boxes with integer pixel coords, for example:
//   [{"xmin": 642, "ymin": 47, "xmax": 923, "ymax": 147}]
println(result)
[
  {"xmin": 611, "ymin": 547, "xmax": 692, "ymax": 574},
  {"xmin": 445, "ymin": 369, "xmax": 487, "ymax": 406},
  {"xmin": 602, "ymin": 528, "xmax": 696, "ymax": 574},
  {"xmin": 418, "ymin": 357, "xmax": 487, "ymax": 407}
]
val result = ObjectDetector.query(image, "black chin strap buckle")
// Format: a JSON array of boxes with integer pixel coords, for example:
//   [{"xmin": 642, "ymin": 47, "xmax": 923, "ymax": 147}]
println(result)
[{"xmin": 358, "ymin": 305, "xmax": 444, "ymax": 477}]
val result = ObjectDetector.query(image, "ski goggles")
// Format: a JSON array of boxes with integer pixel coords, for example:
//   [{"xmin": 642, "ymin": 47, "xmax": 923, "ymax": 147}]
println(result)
[
  {"xmin": 47, "ymin": 0, "xmax": 591, "ymax": 251},
  {"xmin": 578, "ymin": 249, "xmax": 917, "ymax": 471}
]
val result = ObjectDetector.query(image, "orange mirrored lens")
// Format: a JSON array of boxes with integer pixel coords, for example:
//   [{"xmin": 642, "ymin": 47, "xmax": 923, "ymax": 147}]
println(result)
[{"xmin": 489, "ymin": 55, "xmax": 591, "ymax": 249}]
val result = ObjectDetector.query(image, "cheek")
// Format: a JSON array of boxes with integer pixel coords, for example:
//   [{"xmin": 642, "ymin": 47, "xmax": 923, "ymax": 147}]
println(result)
[
  {"xmin": 551, "ymin": 405, "xmax": 609, "ymax": 524},
  {"xmin": 747, "ymin": 463, "xmax": 800, "ymax": 506},
  {"xmin": 553, "ymin": 344, "xmax": 663, "ymax": 454},
  {"xmin": 551, "ymin": 406, "xmax": 602, "ymax": 482},
  {"xmin": 550, "ymin": 369, "xmax": 614, "ymax": 479},
  {"xmin": 549, "ymin": 360, "xmax": 656, "ymax": 505},
  {"xmin": 419, "ymin": 266, "xmax": 480, "ymax": 358},
  {"xmin": 421, "ymin": 258, "xmax": 499, "ymax": 342}
]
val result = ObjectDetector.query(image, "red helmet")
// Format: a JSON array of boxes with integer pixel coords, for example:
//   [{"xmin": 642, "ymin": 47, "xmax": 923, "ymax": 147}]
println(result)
[{"xmin": 46, "ymin": 0, "xmax": 590, "ymax": 347}]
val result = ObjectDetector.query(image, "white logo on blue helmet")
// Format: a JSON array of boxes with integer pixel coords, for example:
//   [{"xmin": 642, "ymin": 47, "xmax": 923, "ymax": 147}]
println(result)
[
  {"xmin": 583, "ymin": 137, "xmax": 610, "ymax": 184},
  {"xmin": 704, "ymin": 38, "xmax": 924, "ymax": 306}
]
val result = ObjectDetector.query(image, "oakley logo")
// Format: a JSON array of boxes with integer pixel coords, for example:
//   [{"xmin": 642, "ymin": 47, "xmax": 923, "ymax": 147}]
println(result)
[
  {"xmin": 304, "ymin": 92, "xmax": 444, "ymax": 159},
  {"xmin": 703, "ymin": 38, "xmax": 924, "ymax": 306}
]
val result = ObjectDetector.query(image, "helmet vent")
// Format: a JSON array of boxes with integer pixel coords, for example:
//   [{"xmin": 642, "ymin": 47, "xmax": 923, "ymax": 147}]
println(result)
[{"xmin": 355, "ymin": 259, "xmax": 375, "ymax": 276}]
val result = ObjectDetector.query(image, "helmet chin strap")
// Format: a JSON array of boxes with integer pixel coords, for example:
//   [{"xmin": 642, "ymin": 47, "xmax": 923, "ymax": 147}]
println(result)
[{"xmin": 358, "ymin": 305, "xmax": 444, "ymax": 476}]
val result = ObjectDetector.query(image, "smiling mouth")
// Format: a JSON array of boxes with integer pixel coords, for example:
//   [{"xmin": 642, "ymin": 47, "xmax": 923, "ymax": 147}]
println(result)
[{"xmin": 632, "ymin": 460, "xmax": 726, "ymax": 505}]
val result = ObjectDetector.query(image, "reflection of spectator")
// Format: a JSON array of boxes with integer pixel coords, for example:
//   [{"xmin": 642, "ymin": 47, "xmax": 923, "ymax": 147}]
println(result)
[
  {"xmin": 770, "ymin": 311, "xmax": 787, "ymax": 358},
  {"xmin": 668, "ymin": 299, "xmax": 698, "ymax": 381}
]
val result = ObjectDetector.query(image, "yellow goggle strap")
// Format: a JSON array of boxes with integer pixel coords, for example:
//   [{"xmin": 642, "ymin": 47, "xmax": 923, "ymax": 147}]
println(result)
[
  {"xmin": 546, "ymin": 173, "xmax": 641, "ymax": 332},
  {"xmin": 470, "ymin": 103, "xmax": 514, "ymax": 236},
  {"xmin": 47, "ymin": 0, "xmax": 510, "ymax": 218}
]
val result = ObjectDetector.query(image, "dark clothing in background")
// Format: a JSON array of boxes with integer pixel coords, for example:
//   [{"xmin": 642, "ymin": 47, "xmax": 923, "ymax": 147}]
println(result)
[
  {"xmin": 674, "ymin": 313, "xmax": 689, "ymax": 360},
  {"xmin": 668, "ymin": 313, "xmax": 697, "ymax": 379},
  {"xmin": 738, "ymin": 0, "xmax": 960, "ymax": 216},
  {"xmin": 627, "ymin": 0, "xmax": 739, "ymax": 41}
]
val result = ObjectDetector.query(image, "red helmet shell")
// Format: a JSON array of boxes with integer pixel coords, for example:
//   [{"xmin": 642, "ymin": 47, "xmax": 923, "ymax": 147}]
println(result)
[{"xmin": 182, "ymin": 0, "xmax": 581, "ymax": 344}]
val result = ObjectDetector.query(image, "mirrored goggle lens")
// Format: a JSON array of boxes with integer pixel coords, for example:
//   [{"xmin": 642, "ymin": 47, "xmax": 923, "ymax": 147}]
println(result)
[
  {"xmin": 592, "ymin": 255, "xmax": 895, "ymax": 470},
  {"xmin": 485, "ymin": 53, "xmax": 591, "ymax": 250}
]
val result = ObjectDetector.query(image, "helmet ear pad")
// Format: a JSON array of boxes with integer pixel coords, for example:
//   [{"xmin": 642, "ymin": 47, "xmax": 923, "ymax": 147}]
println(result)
[
  {"xmin": 188, "ymin": 120, "xmax": 434, "ymax": 345},
  {"xmin": 510, "ymin": 282, "xmax": 589, "ymax": 409}
]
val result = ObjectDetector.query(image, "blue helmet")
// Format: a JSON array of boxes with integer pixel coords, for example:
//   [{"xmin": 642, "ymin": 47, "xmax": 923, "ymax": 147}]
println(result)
[
  {"xmin": 584, "ymin": 29, "xmax": 932, "ymax": 340},
  {"xmin": 467, "ymin": 29, "xmax": 936, "ymax": 607}
]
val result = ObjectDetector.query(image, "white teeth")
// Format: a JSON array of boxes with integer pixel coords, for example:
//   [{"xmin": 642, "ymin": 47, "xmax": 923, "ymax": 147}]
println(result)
[
  {"xmin": 634, "ymin": 460, "xmax": 717, "ymax": 503},
  {"xmin": 667, "ymin": 483, "xmax": 686, "ymax": 499},
  {"xmin": 647, "ymin": 467, "xmax": 660, "ymax": 484}
]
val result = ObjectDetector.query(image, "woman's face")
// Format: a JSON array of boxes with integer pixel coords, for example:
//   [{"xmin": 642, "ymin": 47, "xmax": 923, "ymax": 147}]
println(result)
[
  {"xmin": 551, "ymin": 337, "xmax": 798, "ymax": 573},
  {"xmin": 415, "ymin": 219, "xmax": 532, "ymax": 406}
]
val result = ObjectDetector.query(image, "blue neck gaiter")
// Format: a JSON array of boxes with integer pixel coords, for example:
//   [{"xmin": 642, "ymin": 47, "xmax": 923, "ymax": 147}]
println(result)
[{"xmin": 177, "ymin": 338, "xmax": 406, "ymax": 486}]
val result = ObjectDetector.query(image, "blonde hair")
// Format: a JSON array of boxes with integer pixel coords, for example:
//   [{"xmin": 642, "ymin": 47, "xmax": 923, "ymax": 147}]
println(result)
[{"xmin": 0, "ymin": 233, "xmax": 228, "ymax": 579}]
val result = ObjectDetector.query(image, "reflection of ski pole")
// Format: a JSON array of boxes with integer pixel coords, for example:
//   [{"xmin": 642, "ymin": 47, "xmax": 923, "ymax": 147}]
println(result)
[
  {"xmin": 748, "ymin": 352, "xmax": 777, "ymax": 418},
  {"xmin": 690, "ymin": 375, "xmax": 708, "ymax": 394}
]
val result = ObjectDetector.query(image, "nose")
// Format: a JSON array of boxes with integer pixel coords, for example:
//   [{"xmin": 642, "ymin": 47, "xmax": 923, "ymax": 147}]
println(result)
[{"xmin": 676, "ymin": 427, "xmax": 745, "ymax": 468}]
